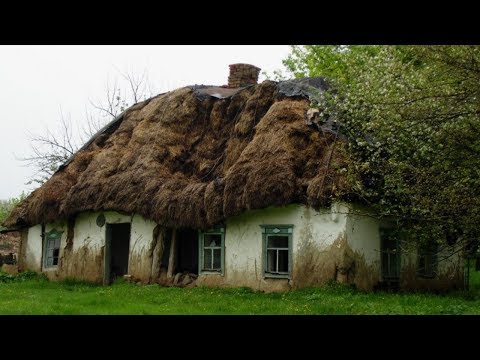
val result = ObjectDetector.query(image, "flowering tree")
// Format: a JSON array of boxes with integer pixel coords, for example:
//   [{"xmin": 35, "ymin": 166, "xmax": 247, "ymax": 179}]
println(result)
[{"xmin": 283, "ymin": 45, "xmax": 480, "ymax": 251}]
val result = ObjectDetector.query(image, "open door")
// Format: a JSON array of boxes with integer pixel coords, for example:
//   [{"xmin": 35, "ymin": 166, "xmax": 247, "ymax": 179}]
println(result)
[{"xmin": 104, "ymin": 223, "xmax": 131, "ymax": 285}]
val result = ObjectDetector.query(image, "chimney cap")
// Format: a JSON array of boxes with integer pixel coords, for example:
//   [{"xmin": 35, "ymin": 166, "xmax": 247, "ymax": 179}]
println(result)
[{"xmin": 228, "ymin": 63, "xmax": 261, "ymax": 71}]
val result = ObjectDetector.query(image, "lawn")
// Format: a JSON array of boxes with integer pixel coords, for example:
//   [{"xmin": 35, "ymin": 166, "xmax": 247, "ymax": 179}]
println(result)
[{"xmin": 1, "ymin": 271, "xmax": 480, "ymax": 315}]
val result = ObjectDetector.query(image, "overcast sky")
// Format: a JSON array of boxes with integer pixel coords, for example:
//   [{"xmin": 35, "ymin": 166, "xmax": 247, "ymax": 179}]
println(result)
[{"xmin": 0, "ymin": 45, "xmax": 291, "ymax": 200}]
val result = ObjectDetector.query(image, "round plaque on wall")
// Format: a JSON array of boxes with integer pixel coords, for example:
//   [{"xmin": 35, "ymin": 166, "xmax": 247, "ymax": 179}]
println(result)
[{"xmin": 96, "ymin": 214, "xmax": 106, "ymax": 227}]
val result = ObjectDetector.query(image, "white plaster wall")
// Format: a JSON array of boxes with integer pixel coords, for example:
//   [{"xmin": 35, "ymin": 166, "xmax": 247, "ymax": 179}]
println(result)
[
  {"xmin": 24, "ymin": 211, "xmax": 155, "ymax": 281},
  {"xmin": 129, "ymin": 215, "xmax": 156, "ymax": 257},
  {"xmin": 73, "ymin": 211, "xmax": 157, "ymax": 279},
  {"xmin": 25, "ymin": 224, "xmax": 43, "ymax": 272},
  {"xmin": 128, "ymin": 214, "xmax": 157, "ymax": 280},
  {"xmin": 73, "ymin": 211, "xmax": 132, "ymax": 252},
  {"xmin": 400, "ymin": 241, "xmax": 463, "ymax": 276},
  {"xmin": 221, "ymin": 203, "xmax": 349, "ymax": 288},
  {"xmin": 345, "ymin": 206, "xmax": 381, "ymax": 266}
]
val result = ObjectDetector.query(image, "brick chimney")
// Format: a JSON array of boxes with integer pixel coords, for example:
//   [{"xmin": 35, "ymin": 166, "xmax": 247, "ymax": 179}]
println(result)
[{"xmin": 228, "ymin": 63, "xmax": 261, "ymax": 88}]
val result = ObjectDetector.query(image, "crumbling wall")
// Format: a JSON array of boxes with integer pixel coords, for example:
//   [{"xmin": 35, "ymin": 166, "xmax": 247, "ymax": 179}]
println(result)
[
  {"xmin": 344, "ymin": 206, "xmax": 381, "ymax": 290},
  {"xmin": 293, "ymin": 232, "xmax": 379, "ymax": 291},
  {"xmin": 196, "ymin": 203, "xmax": 381, "ymax": 292},
  {"xmin": 58, "ymin": 244, "xmax": 104, "ymax": 282},
  {"xmin": 127, "ymin": 215, "xmax": 157, "ymax": 283},
  {"xmin": 399, "ymin": 242, "xmax": 464, "ymax": 291},
  {"xmin": 213, "ymin": 204, "xmax": 352, "ymax": 292},
  {"xmin": 16, "ymin": 229, "xmax": 28, "ymax": 271},
  {"xmin": 56, "ymin": 211, "xmax": 127, "ymax": 282},
  {"xmin": 0, "ymin": 231, "xmax": 20, "ymax": 256},
  {"xmin": 18, "ymin": 204, "xmax": 385, "ymax": 291}
]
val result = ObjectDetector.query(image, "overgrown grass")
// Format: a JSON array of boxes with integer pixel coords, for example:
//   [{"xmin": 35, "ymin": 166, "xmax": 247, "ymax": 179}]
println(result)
[
  {"xmin": 467, "ymin": 261, "xmax": 480, "ymax": 291},
  {"xmin": 1, "ymin": 272, "xmax": 480, "ymax": 314}
]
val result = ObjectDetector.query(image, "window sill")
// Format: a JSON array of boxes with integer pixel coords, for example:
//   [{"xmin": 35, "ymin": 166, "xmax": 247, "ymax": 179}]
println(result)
[
  {"xmin": 264, "ymin": 273, "xmax": 290, "ymax": 280},
  {"xmin": 42, "ymin": 267, "xmax": 58, "ymax": 272},
  {"xmin": 200, "ymin": 271, "xmax": 224, "ymax": 276}
]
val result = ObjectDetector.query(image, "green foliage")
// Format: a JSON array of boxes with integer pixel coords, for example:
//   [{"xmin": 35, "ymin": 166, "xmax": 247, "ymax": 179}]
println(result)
[
  {"xmin": 281, "ymin": 45, "xmax": 480, "ymax": 248},
  {"xmin": 0, "ymin": 192, "xmax": 28, "ymax": 228},
  {"xmin": 281, "ymin": 45, "xmax": 381, "ymax": 83},
  {"xmin": 0, "ymin": 272, "xmax": 15, "ymax": 283},
  {"xmin": 0, "ymin": 270, "xmax": 45, "ymax": 283}
]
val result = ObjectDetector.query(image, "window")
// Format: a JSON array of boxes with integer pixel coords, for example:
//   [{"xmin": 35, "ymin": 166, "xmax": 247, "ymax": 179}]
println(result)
[
  {"xmin": 261, "ymin": 225, "xmax": 293, "ymax": 278},
  {"xmin": 418, "ymin": 242, "xmax": 438, "ymax": 278},
  {"xmin": 43, "ymin": 229, "xmax": 63, "ymax": 268},
  {"xmin": 199, "ymin": 226, "xmax": 224, "ymax": 274},
  {"xmin": 380, "ymin": 228, "xmax": 400, "ymax": 281}
]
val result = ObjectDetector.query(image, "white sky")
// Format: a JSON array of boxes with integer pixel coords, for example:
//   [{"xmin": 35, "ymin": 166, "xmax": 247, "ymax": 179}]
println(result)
[{"xmin": 0, "ymin": 45, "xmax": 292, "ymax": 200}]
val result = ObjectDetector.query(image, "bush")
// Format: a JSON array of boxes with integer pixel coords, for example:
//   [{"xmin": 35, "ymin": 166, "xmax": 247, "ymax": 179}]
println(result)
[
  {"xmin": 0, "ymin": 270, "xmax": 47, "ymax": 283},
  {"xmin": 0, "ymin": 272, "xmax": 15, "ymax": 283}
]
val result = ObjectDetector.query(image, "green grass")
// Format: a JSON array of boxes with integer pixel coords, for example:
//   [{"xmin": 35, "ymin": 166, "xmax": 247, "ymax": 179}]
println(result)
[
  {"xmin": 467, "ymin": 261, "xmax": 480, "ymax": 291},
  {"xmin": 1, "ymin": 272, "xmax": 480, "ymax": 314}
]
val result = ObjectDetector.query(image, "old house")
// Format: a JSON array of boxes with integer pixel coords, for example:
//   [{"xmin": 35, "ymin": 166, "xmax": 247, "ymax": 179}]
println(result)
[{"xmin": 2, "ymin": 64, "xmax": 464, "ymax": 291}]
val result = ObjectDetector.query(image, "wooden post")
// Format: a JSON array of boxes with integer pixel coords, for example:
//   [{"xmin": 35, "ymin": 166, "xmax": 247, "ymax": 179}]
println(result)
[
  {"xmin": 150, "ymin": 228, "xmax": 165, "ymax": 281},
  {"xmin": 167, "ymin": 228, "xmax": 177, "ymax": 279}
]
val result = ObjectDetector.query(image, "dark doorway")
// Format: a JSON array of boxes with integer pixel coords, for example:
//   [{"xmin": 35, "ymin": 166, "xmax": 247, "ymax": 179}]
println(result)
[
  {"xmin": 177, "ymin": 229, "xmax": 198, "ymax": 274},
  {"xmin": 104, "ymin": 223, "xmax": 131, "ymax": 285},
  {"xmin": 161, "ymin": 228, "xmax": 198, "ymax": 275}
]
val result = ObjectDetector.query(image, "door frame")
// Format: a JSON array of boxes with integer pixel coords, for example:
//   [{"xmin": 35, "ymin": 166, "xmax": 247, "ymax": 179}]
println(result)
[{"xmin": 104, "ymin": 222, "xmax": 131, "ymax": 285}]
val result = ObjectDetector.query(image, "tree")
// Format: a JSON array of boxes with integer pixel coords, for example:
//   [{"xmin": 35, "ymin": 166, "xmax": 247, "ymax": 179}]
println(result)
[
  {"xmin": 281, "ymin": 45, "xmax": 480, "ymax": 251},
  {"xmin": 0, "ymin": 193, "xmax": 28, "ymax": 228},
  {"xmin": 20, "ymin": 69, "xmax": 154, "ymax": 186}
]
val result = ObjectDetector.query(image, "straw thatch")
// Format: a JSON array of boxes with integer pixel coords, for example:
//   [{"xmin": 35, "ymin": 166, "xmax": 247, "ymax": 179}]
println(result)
[{"xmin": 4, "ymin": 79, "xmax": 353, "ymax": 230}]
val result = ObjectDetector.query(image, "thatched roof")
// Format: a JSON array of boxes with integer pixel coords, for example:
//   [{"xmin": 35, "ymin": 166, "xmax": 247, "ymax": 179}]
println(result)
[{"xmin": 3, "ymin": 78, "xmax": 354, "ymax": 230}]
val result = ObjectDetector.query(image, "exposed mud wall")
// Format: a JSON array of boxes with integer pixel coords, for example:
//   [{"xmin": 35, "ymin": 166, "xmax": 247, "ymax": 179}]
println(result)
[
  {"xmin": 57, "ymin": 244, "xmax": 104, "ymax": 282},
  {"xmin": 55, "ymin": 212, "xmax": 112, "ymax": 282},
  {"xmin": 27, "ymin": 211, "xmax": 158, "ymax": 283},
  {"xmin": 293, "ymin": 231, "xmax": 379, "ymax": 291},
  {"xmin": 17, "ymin": 229, "xmax": 28, "ymax": 271},
  {"xmin": 127, "ymin": 215, "xmax": 157, "ymax": 282},
  {"xmin": 345, "ymin": 206, "xmax": 381, "ymax": 290},
  {"xmin": 0, "ymin": 231, "xmax": 20, "ymax": 256},
  {"xmin": 204, "ymin": 204, "xmax": 350, "ymax": 292},
  {"xmin": 399, "ymin": 242, "xmax": 464, "ymax": 291},
  {"xmin": 197, "ymin": 203, "xmax": 381, "ymax": 292},
  {"xmin": 20, "ymin": 212, "xmax": 158, "ymax": 283}
]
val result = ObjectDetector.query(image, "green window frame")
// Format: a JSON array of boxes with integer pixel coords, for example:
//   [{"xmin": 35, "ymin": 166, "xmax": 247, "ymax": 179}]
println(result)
[
  {"xmin": 43, "ymin": 229, "xmax": 63, "ymax": 269},
  {"xmin": 261, "ymin": 225, "xmax": 293, "ymax": 279},
  {"xmin": 380, "ymin": 228, "xmax": 401, "ymax": 281},
  {"xmin": 198, "ymin": 225, "xmax": 225, "ymax": 274}
]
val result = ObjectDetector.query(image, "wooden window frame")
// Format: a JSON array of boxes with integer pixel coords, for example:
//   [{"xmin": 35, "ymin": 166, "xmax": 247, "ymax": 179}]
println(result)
[
  {"xmin": 43, "ymin": 228, "xmax": 63, "ymax": 269},
  {"xmin": 198, "ymin": 225, "xmax": 225, "ymax": 275},
  {"xmin": 261, "ymin": 225, "xmax": 293, "ymax": 279}
]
